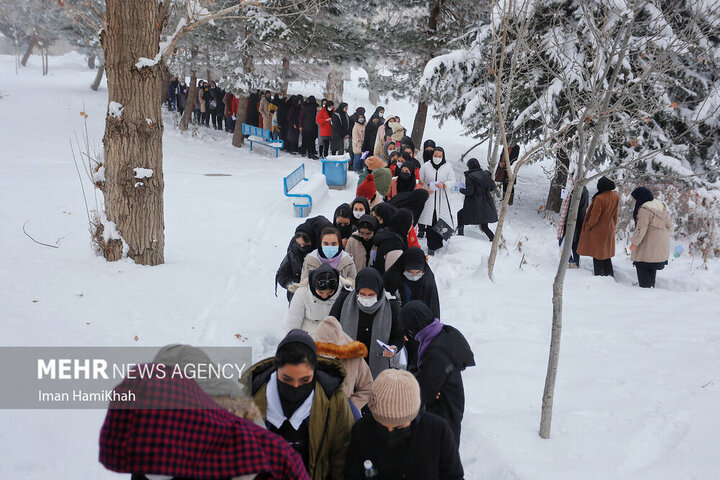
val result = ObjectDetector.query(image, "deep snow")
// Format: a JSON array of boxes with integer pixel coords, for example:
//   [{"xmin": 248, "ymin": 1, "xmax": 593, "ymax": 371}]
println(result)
[{"xmin": 1, "ymin": 53, "xmax": 719, "ymax": 479}]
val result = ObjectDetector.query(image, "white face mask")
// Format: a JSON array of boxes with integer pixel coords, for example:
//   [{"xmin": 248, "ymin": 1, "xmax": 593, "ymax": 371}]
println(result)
[
  {"xmin": 353, "ymin": 210, "xmax": 364, "ymax": 219},
  {"xmin": 357, "ymin": 295, "xmax": 378, "ymax": 308},
  {"xmin": 432, "ymin": 156, "xmax": 443, "ymax": 165},
  {"xmin": 403, "ymin": 271, "xmax": 424, "ymax": 282}
]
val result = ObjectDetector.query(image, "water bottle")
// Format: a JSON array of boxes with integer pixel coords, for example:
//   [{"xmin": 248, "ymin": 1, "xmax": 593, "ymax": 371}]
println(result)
[{"xmin": 364, "ymin": 459, "xmax": 378, "ymax": 478}]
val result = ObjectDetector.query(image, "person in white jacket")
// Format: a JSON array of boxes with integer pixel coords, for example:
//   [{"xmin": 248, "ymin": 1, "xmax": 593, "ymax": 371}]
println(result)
[
  {"xmin": 418, "ymin": 146, "xmax": 456, "ymax": 254},
  {"xmin": 286, "ymin": 263, "xmax": 353, "ymax": 337}
]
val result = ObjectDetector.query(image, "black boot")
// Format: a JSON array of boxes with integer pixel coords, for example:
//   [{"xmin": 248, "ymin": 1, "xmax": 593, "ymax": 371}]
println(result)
[{"xmin": 456, "ymin": 225, "xmax": 464, "ymax": 236}]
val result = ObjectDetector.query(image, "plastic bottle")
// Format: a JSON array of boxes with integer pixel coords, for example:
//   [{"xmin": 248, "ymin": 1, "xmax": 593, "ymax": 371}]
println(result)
[{"xmin": 364, "ymin": 459, "xmax": 378, "ymax": 478}]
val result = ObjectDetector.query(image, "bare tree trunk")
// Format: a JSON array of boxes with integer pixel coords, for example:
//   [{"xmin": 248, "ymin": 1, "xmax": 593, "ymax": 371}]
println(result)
[
  {"xmin": 325, "ymin": 68, "xmax": 344, "ymax": 103},
  {"xmin": 42, "ymin": 41, "xmax": 49, "ymax": 75},
  {"xmin": 232, "ymin": 94, "xmax": 248, "ymax": 148},
  {"xmin": 363, "ymin": 60, "xmax": 380, "ymax": 106},
  {"xmin": 100, "ymin": 0, "xmax": 166, "ymax": 265},
  {"xmin": 486, "ymin": 174, "xmax": 515, "ymax": 279},
  {"xmin": 91, "ymin": 62, "xmax": 105, "ymax": 90},
  {"xmin": 21, "ymin": 35, "xmax": 37, "ymax": 67},
  {"xmin": 281, "ymin": 55, "xmax": 290, "ymax": 93},
  {"xmin": 411, "ymin": 101, "xmax": 428, "ymax": 151},
  {"xmin": 545, "ymin": 148, "xmax": 570, "ymax": 213},
  {"xmin": 88, "ymin": 54, "xmax": 96, "ymax": 69},
  {"xmin": 179, "ymin": 46, "xmax": 198, "ymax": 131}
]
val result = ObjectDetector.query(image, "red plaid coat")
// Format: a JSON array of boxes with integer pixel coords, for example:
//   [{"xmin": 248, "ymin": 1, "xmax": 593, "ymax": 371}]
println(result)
[{"xmin": 99, "ymin": 367, "xmax": 310, "ymax": 480}]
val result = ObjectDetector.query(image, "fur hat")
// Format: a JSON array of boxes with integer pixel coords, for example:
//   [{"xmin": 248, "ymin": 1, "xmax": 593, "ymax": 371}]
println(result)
[
  {"xmin": 357, "ymin": 174, "xmax": 377, "ymax": 200},
  {"xmin": 369, "ymin": 369, "xmax": 421, "ymax": 427}
]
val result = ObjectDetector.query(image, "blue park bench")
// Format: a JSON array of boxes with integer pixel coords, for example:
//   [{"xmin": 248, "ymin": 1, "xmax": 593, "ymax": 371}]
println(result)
[
  {"xmin": 283, "ymin": 164, "xmax": 313, "ymax": 217},
  {"xmin": 242, "ymin": 123, "xmax": 284, "ymax": 157}
]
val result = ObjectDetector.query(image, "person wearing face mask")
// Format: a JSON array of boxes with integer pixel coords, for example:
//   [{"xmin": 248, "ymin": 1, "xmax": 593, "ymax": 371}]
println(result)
[
  {"xmin": 383, "ymin": 247, "xmax": 440, "ymax": 319},
  {"xmin": 419, "ymin": 146, "xmax": 457, "ymax": 255},
  {"xmin": 331, "ymin": 102, "xmax": 351, "ymax": 155},
  {"xmin": 351, "ymin": 113, "xmax": 367, "ymax": 171},
  {"xmin": 344, "ymin": 369, "xmax": 464, "ymax": 480},
  {"xmin": 457, "ymin": 158, "xmax": 498, "ymax": 240},
  {"xmin": 362, "ymin": 106, "xmax": 384, "ymax": 153},
  {"xmin": 346, "ymin": 214, "xmax": 379, "ymax": 272},
  {"xmin": 332, "ymin": 203, "xmax": 353, "ymax": 240},
  {"xmin": 316, "ymin": 100, "xmax": 334, "ymax": 158},
  {"xmin": 287, "ymin": 264, "xmax": 351, "ymax": 337},
  {"xmin": 350, "ymin": 196, "xmax": 370, "ymax": 225},
  {"xmin": 328, "ymin": 267, "xmax": 404, "ymax": 379},
  {"xmin": 422, "ymin": 139, "xmax": 436, "ymax": 164},
  {"xmin": 301, "ymin": 227, "xmax": 357, "ymax": 282},
  {"xmin": 374, "ymin": 117, "xmax": 395, "ymax": 158},
  {"xmin": 368, "ymin": 206, "xmax": 406, "ymax": 275},
  {"xmin": 387, "ymin": 161, "xmax": 421, "ymax": 201},
  {"xmin": 277, "ymin": 232, "xmax": 315, "ymax": 303},
  {"xmin": 250, "ymin": 329, "xmax": 354, "ymax": 479},
  {"xmin": 400, "ymin": 301, "xmax": 475, "ymax": 448}
]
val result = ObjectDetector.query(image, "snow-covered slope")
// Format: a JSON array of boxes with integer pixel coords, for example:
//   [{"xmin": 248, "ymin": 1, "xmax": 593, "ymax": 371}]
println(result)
[{"xmin": 1, "ymin": 53, "xmax": 719, "ymax": 479}]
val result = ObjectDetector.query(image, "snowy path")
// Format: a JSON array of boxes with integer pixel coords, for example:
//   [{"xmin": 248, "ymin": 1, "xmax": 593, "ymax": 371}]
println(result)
[{"xmin": 1, "ymin": 53, "xmax": 719, "ymax": 479}]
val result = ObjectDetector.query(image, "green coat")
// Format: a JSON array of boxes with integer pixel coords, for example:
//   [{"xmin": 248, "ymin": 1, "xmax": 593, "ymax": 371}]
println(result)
[
  {"xmin": 357, "ymin": 167, "xmax": 392, "ymax": 198},
  {"xmin": 250, "ymin": 357, "xmax": 354, "ymax": 480}
]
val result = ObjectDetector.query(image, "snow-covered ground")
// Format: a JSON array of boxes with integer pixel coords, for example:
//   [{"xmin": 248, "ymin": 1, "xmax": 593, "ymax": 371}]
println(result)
[{"xmin": 1, "ymin": 53, "xmax": 719, "ymax": 479}]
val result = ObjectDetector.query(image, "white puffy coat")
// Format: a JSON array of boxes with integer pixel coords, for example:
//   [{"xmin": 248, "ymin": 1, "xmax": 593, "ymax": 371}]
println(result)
[
  {"xmin": 418, "ymin": 161, "xmax": 457, "ymax": 226},
  {"xmin": 285, "ymin": 276, "xmax": 354, "ymax": 337}
]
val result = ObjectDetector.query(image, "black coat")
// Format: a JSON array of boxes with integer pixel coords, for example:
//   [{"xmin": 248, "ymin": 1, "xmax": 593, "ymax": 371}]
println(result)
[
  {"xmin": 459, "ymin": 168, "xmax": 498, "ymax": 224},
  {"xmin": 287, "ymin": 97, "xmax": 303, "ymax": 144},
  {"xmin": 211, "ymin": 87, "xmax": 225, "ymax": 114},
  {"xmin": 328, "ymin": 289, "xmax": 404, "ymax": 354},
  {"xmin": 344, "ymin": 411, "xmax": 464, "ymax": 480},
  {"xmin": 276, "ymin": 97, "xmax": 290, "ymax": 130},
  {"xmin": 301, "ymin": 98, "xmax": 319, "ymax": 137},
  {"xmin": 371, "ymin": 228, "xmax": 406, "ymax": 275},
  {"xmin": 245, "ymin": 92, "xmax": 260, "ymax": 126},
  {"xmin": 362, "ymin": 114, "xmax": 383, "ymax": 153},
  {"xmin": 413, "ymin": 326, "xmax": 474, "ymax": 447},
  {"xmin": 275, "ymin": 239, "xmax": 312, "ymax": 292},
  {"xmin": 383, "ymin": 252, "xmax": 440, "ymax": 320},
  {"xmin": 562, "ymin": 186, "xmax": 589, "ymax": 247},
  {"xmin": 331, "ymin": 108, "xmax": 350, "ymax": 152}
]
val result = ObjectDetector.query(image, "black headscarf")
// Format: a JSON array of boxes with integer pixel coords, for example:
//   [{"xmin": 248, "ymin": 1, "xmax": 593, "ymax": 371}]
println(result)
[
  {"xmin": 355, "ymin": 267, "xmax": 384, "ymax": 295},
  {"xmin": 388, "ymin": 208, "xmax": 414, "ymax": 246},
  {"xmin": 308, "ymin": 263, "xmax": 340, "ymax": 300},
  {"xmin": 372, "ymin": 202, "xmax": 398, "ymax": 226},
  {"xmin": 384, "ymin": 248, "xmax": 440, "ymax": 320},
  {"xmin": 594, "ymin": 176, "xmax": 616, "ymax": 199},
  {"xmin": 631, "ymin": 186, "xmax": 654, "ymax": 223},
  {"xmin": 399, "ymin": 300, "xmax": 435, "ymax": 337},
  {"xmin": 370, "ymin": 106, "xmax": 385, "ymax": 121},
  {"xmin": 396, "ymin": 162, "xmax": 417, "ymax": 193},
  {"xmin": 350, "ymin": 196, "xmax": 371, "ymax": 224},
  {"xmin": 467, "ymin": 158, "xmax": 481, "ymax": 170},
  {"xmin": 333, "ymin": 203, "xmax": 353, "ymax": 239},
  {"xmin": 422, "ymin": 139, "xmax": 436, "ymax": 163},
  {"xmin": 354, "ymin": 214, "xmax": 379, "ymax": 253},
  {"xmin": 430, "ymin": 146, "xmax": 447, "ymax": 170},
  {"xmin": 389, "ymin": 189, "xmax": 429, "ymax": 226},
  {"xmin": 400, "ymin": 136, "xmax": 415, "ymax": 153}
]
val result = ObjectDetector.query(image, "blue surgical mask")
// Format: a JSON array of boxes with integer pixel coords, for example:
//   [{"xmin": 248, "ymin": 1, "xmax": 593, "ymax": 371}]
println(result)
[{"xmin": 322, "ymin": 245, "xmax": 339, "ymax": 258}]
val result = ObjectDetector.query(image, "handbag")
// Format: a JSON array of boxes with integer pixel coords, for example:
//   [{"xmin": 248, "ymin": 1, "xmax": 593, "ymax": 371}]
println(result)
[{"xmin": 430, "ymin": 189, "xmax": 455, "ymax": 241}]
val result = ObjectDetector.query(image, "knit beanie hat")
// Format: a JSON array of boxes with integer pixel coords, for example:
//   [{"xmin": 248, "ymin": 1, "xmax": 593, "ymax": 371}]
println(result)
[
  {"xmin": 369, "ymin": 369, "xmax": 421, "ymax": 427},
  {"xmin": 357, "ymin": 174, "xmax": 377, "ymax": 200},
  {"xmin": 365, "ymin": 155, "xmax": 387, "ymax": 171}
]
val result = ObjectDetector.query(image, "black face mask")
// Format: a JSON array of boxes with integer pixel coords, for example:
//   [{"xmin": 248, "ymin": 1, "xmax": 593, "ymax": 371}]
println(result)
[
  {"xmin": 277, "ymin": 379, "xmax": 315, "ymax": 417},
  {"xmin": 399, "ymin": 171, "xmax": 412, "ymax": 180}
]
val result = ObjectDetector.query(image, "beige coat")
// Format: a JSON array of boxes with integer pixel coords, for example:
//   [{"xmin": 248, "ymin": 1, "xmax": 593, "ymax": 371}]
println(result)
[
  {"xmin": 345, "ymin": 235, "xmax": 369, "ymax": 272},
  {"xmin": 352, "ymin": 122, "xmax": 366, "ymax": 153},
  {"xmin": 259, "ymin": 96, "xmax": 272, "ymax": 130},
  {"xmin": 286, "ymin": 277, "xmax": 353, "ymax": 336},
  {"xmin": 630, "ymin": 199, "xmax": 672, "ymax": 263},
  {"xmin": 301, "ymin": 250, "xmax": 357, "ymax": 282},
  {"xmin": 314, "ymin": 317, "xmax": 373, "ymax": 410},
  {"xmin": 198, "ymin": 87, "xmax": 206, "ymax": 113}
]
